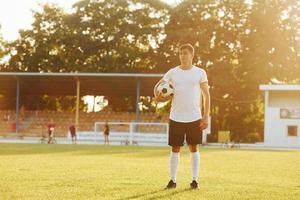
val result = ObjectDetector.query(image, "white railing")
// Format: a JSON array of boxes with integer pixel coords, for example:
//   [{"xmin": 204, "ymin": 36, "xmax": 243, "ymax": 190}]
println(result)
[{"xmin": 93, "ymin": 122, "xmax": 169, "ymax": 145}]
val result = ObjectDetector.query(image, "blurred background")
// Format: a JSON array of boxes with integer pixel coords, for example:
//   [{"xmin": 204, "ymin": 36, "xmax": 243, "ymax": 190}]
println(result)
[{"xmin": 0, "ymin": 0, "xmax": 299, "ymax": 144}]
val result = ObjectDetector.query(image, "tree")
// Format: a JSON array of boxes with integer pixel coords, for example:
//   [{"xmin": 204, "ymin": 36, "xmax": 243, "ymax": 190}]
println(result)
[
  {"xmin": 69, "ymin": 0, "xmax": 170, "ymax": 73},
  {"xmin": 156, "ymin": 0, "xmax": 299, "ymax": 142},
  {"xmin": 239, "ymin": 0, "xmax": 300, "ymax": 87},
  {"xmin": 0, "ymin": 25, "xmax": 6, "ymax": 69},
  {"xmin": 6, "ymin": 1, "xmax": 170, "ymax": 73},
  {"xmin": 4, "ymin": 4, "xmax": 68, "ymax": 72}
]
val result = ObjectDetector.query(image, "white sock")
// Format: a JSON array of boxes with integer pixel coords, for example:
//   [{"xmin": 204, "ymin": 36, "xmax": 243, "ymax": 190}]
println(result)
[
  {"xmin": 170, "ymin": 152, "xmax": 179, "ymax": 183},
  {"xmin": 191, "ymin": 151, "xmax": 200, "ymax": 182}
]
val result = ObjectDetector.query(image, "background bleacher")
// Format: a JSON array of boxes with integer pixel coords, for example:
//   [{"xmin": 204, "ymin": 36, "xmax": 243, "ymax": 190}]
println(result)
[{"xmin": 0, "ymin": 110, "xmax": 169, "ymax": 137}]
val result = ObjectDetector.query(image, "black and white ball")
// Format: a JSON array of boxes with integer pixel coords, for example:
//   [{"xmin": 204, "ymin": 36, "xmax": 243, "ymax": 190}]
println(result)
[{"xmin": 156, "ymin": 82, "xmax": 174, "ymax": 98}]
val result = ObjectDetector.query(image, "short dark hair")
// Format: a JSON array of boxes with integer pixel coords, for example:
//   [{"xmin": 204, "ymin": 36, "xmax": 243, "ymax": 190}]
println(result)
[{"xmin": 179, "ymin": 43, "xmax": 194, "ymax": 54}]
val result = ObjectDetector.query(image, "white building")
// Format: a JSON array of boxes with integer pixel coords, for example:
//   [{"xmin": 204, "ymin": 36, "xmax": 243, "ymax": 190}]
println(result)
[{"xmin": 260, "ymin": 85, "xmax": 300, "ymax": 148}]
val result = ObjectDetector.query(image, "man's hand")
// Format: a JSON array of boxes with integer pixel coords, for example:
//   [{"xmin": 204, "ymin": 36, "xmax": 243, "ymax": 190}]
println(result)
[
  {"xmin": 200, "ymin": 116, "xmax": 209, "ymax": 130},
  {"xmin": 154, "ymin": 91, "xmax": 172, "ymax": 103}
]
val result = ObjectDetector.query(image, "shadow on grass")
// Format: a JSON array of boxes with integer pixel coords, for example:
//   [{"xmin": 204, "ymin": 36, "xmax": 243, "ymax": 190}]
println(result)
[{"xmin": 117, "ymin": 188, "xmax": 190, "ymax": 200}]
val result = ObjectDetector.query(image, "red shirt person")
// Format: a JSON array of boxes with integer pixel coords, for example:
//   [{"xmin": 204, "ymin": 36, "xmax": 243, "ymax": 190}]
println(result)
[{"xmin": 47, "ymin": 122, "xmax": 55, "ymax": 143}]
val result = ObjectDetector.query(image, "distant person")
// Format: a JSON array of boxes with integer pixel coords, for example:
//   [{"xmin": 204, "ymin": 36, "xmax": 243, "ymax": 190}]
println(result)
[
  {"xmin": 47, "ymin": 120, "xmax": 55, "ymax": 144},
  {"xmin": 4, "ymin": 111, "xmax": 10, "ymax": 122},
  {"xmin": 69, "ymin": 125, "xmax": 76, "ymax": 144},
  {"xmin": 3, "ymin": 112, "xmax": 8, "ymax": 122},
  {"xmin": 103, "ymin": 122, "xmax": 110, "ymax": 145},
  {"xmin": 20, "ymin": 105, "xmax": 25, "ymax": 121}
]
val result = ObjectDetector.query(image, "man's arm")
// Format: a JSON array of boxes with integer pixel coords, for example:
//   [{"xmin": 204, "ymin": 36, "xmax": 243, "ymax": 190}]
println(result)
[
  {"xmin": 153, "ymin": 78, "xmax": 164, "ymax": 97},
  {"xmin": 200, "ymin": 82, "xmax": 210, "ymax": 130}
]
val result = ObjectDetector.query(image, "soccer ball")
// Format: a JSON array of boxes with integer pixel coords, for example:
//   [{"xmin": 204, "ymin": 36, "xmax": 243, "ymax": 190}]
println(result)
[{"xmin": 156, "ymin": 81, "xmax": 174, "ymax": 98}]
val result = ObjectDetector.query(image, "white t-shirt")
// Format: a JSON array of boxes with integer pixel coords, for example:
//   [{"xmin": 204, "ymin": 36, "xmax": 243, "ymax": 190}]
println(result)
[{"xmin": 163, "ymin": 66, "xmax": 208, "ymax": 123}]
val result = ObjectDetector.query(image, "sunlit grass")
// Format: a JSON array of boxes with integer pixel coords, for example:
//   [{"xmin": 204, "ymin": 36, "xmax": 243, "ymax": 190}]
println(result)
[{"xmin": 0, "ymin": 144, "xmax": 300, "ymax": 200}]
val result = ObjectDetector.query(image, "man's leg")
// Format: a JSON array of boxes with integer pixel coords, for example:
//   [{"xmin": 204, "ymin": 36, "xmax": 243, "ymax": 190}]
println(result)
[
  {"xmin": 47, "ymin": 131, "xmax": 51, "ymax": 143},
  {"xmin": 50, "ymin": 135, "xmax": 53, "ymax": 144},
  {"xmin": 166, "ymin": 119, "xmax": 184, "ymax": 189},
  {"xmin": 170, "ymin": 146, "xmax": 180, "ymax": 183},
  {"xmin": 186, "ymin": 119, "xmax": 202, "ymax": 189},
  {"xmin": 49, "ymin": 136, "xmax": 53, "ymax": 144},
  {"xmin": 48, "ymin": 131, "xmax": 53, "ymax": 144},
  {"xmin": 165, "ymin": 146, "xmax": 180, "ymax": 189},
  {"xmin": 189, "ymin": 144, "xmax": 200, "ymax": 189},
  {"xmin": 104, "ymin": 135, "xmax": 108, "ymax": 145}
]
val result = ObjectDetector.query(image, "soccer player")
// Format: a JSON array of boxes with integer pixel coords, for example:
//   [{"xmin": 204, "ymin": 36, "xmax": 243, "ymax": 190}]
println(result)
[
  {"xmin": 103, "ymin": 121, "xmax": 110, "ymax": 145},
  {"xmin": 154, "ymin": 44, "xmax": 210, "ymax": 190},
  {"xmin": 69, "ymin": 124, "xmax": 76, "ymax": 144}
]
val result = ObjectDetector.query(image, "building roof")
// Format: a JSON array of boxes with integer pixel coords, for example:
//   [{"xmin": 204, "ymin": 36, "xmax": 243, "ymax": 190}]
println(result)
[
  {"xmin": 0, "ymin": 72, "xmax": 163, "ymax": 96},
  {"xmin": 259, "ymin": 85, "xmax": 300, "ymax": 91}
]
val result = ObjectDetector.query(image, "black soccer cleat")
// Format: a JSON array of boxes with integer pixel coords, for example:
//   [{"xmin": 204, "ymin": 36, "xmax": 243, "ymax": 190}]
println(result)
[
  {"xmin": 190, "ymin": 180, "xmax": 199, "ymax": 190},
  {"xmin": 165, "ymin": 180, "xmax": 176, "ymax": 189}
]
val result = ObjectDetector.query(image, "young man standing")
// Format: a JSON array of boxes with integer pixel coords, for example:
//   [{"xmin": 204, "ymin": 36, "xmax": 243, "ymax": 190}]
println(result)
[{"xmin": 154, "ymin": 44, "xmax": 210, "ymax": 189}]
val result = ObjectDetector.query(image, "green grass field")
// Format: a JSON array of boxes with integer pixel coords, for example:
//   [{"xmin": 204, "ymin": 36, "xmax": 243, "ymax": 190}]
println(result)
[{"xmin": 0, "ymin": 144, "xmax": 300, "ymax": 200}]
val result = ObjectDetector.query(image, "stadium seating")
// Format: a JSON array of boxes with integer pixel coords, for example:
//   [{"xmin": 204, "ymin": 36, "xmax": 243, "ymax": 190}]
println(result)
[{"xmin": 0, "ymin": 110, "xmax": 168, "ymax": 137}]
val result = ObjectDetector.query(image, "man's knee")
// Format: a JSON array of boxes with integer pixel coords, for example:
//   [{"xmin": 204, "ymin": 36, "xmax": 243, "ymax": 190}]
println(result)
[
  {"xmin": 189, "ymin": 144, "xmax": 198, "ymax": 152},
  {"xmin": 172, "ymin": 146, "xmax": 181, "ymax": 153}
]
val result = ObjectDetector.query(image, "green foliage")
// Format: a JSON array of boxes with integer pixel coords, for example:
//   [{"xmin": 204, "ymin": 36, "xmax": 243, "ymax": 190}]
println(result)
[
  {"xmin": 4, "ymin": 1, "xmax": 169, "ymax": 73},
  {"xmin": 0, "ymin": 25, "xmax": 6, "ymax": 68},
  {"xmin": 244, "ymin": 132, "xmax": 263, "ymax": 143}
]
